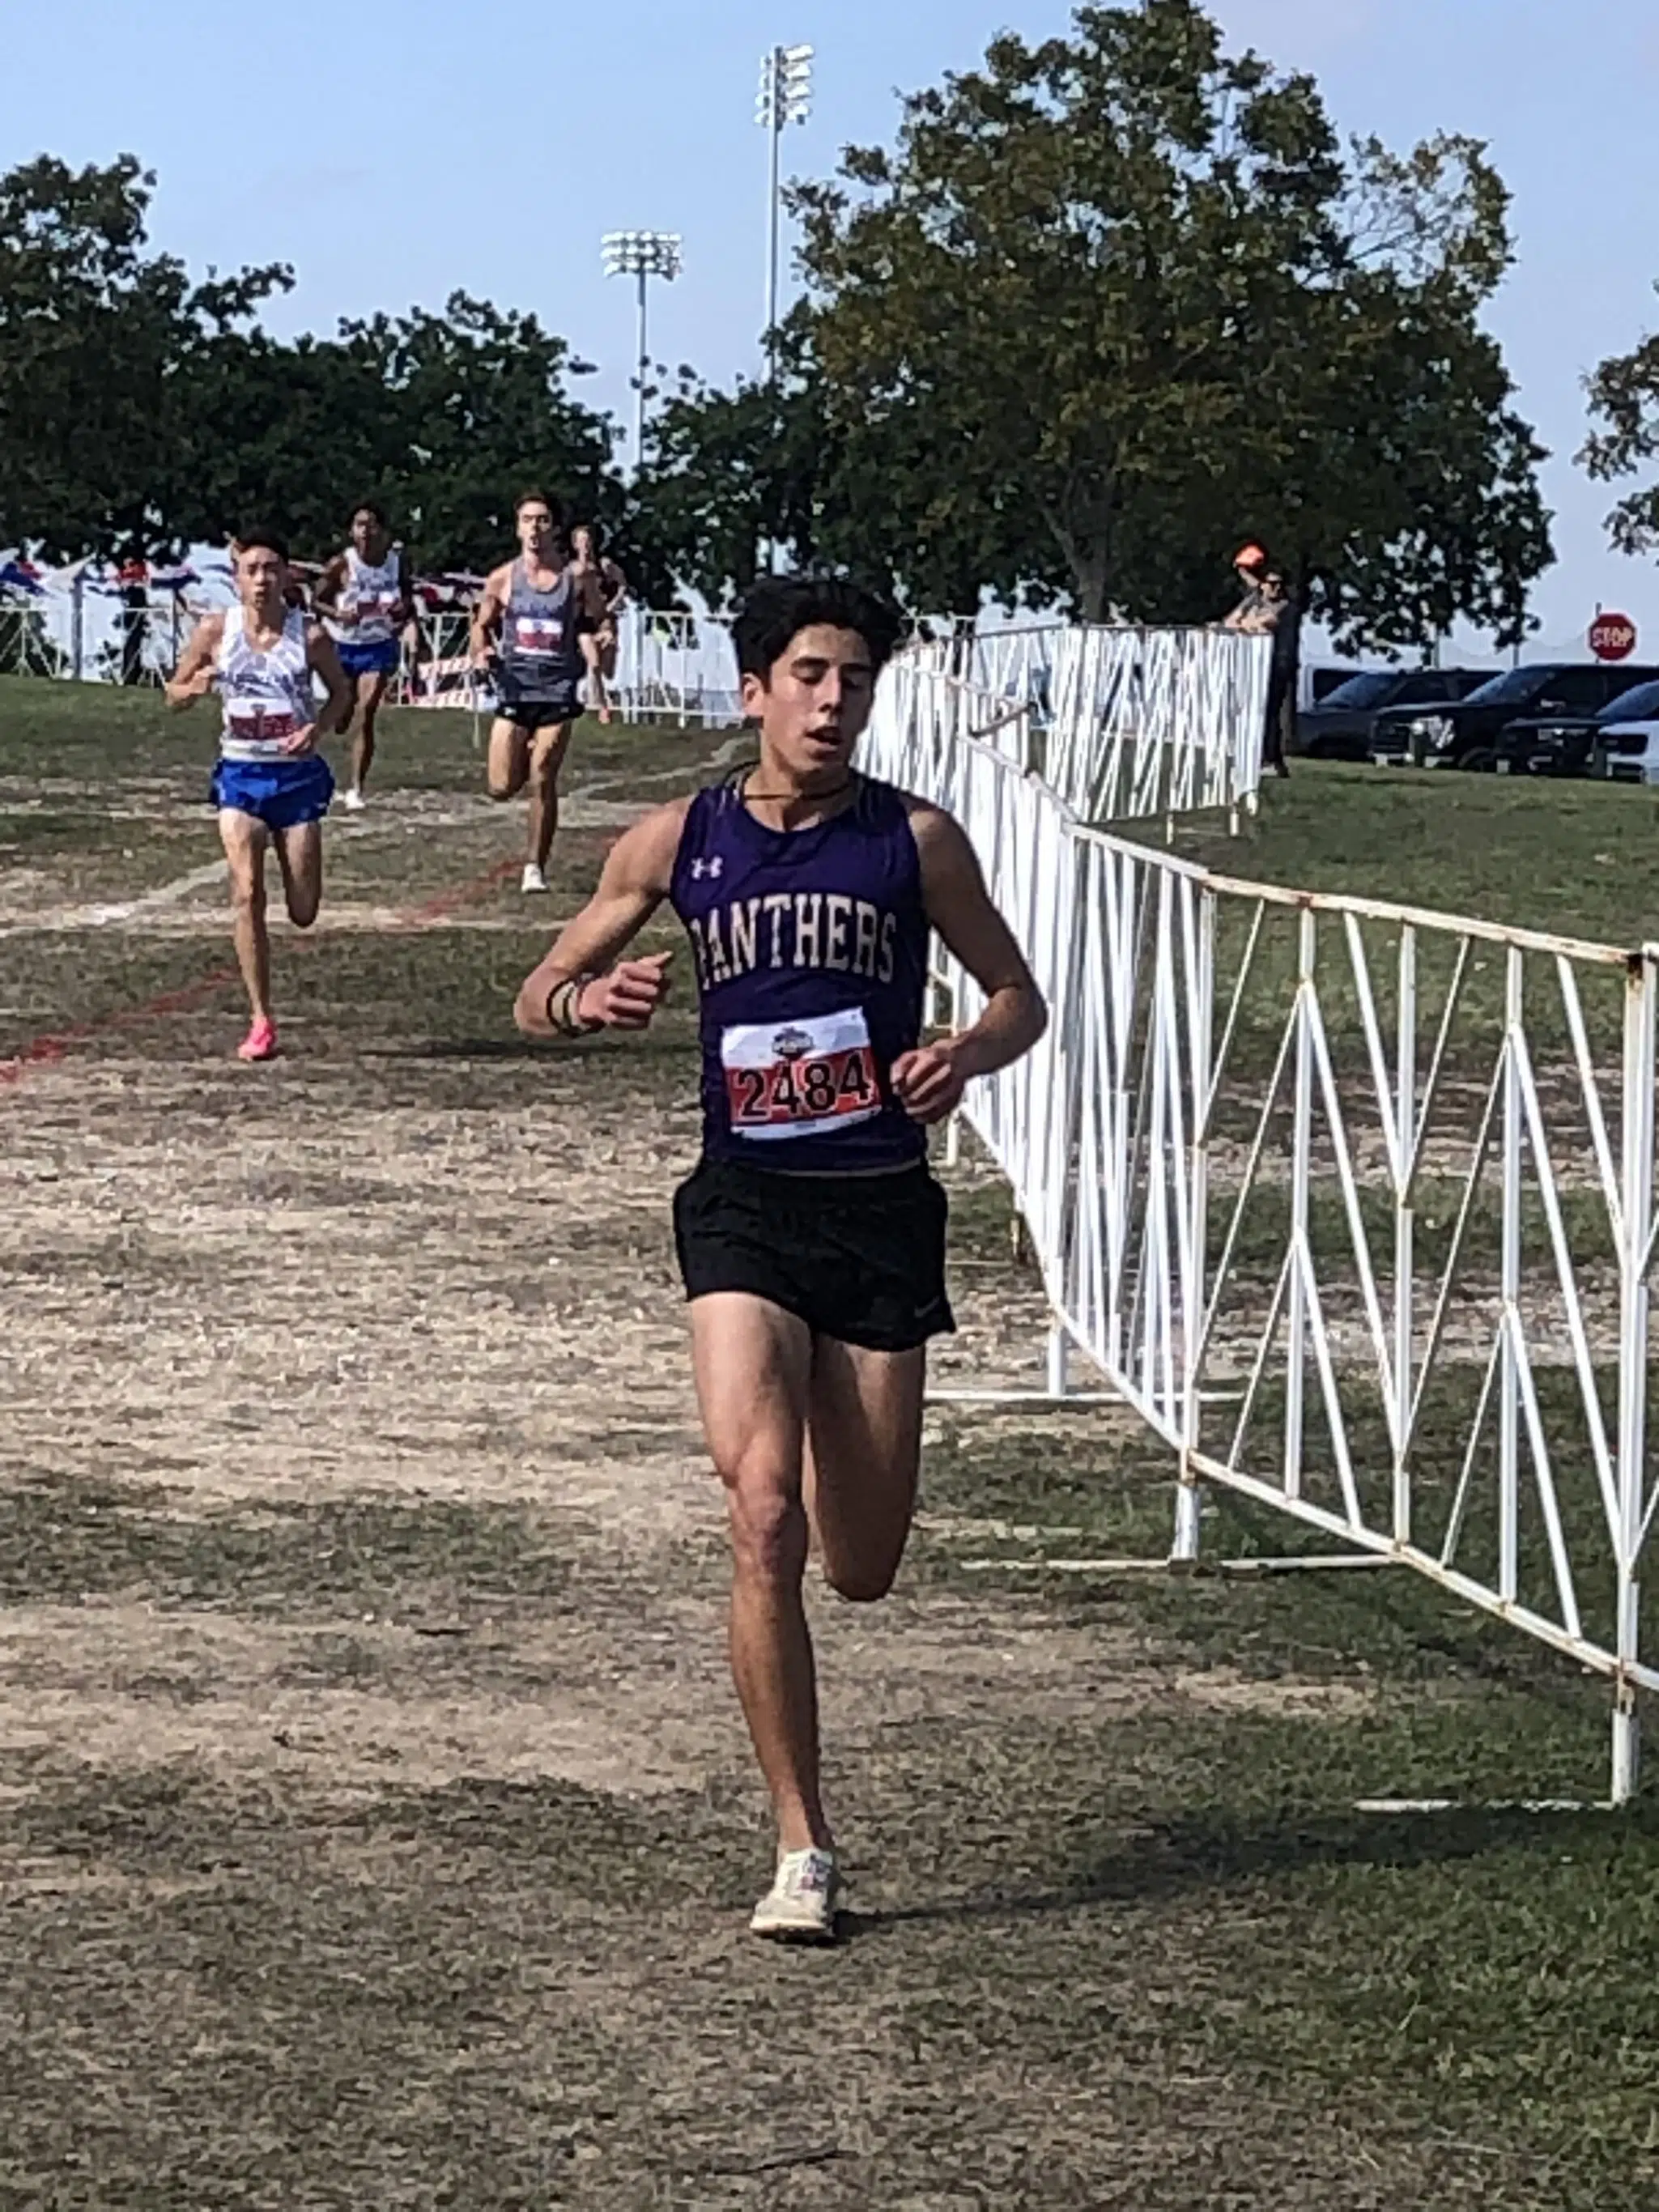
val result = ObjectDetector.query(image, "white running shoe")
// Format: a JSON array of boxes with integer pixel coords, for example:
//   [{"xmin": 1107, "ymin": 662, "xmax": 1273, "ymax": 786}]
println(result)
[
  {"xmin": 521, "ymin": 863, "xmax": 548, "ymax": 895},
  {"xmin": 342, "ymin": 787, "xmax": 366, "ymax": 814},
  {"xmin": 748, "ymin": 1847, "xmax": 840, "ymax": 1944}
]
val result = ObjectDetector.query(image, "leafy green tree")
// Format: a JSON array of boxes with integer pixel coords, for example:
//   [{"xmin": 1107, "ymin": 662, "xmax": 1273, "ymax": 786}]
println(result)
[
  {"xmin": 171, "ymin": 295, "xmax": 625, "ymax": 576},
  {"xmin": 0, "ymin": 155, "xmax": 628, "ymax": 596},
  {"xmin": 632, "ymin": 319, "xmax": 850, "ymax": 607},
  {"xmin": 0, "ymin": 154, "xmax": 287, "ymax": 563},
  {"xmin": 325, "ymin": 296, "xmax": 621, "ymax": 573},
  {"xmin": 1581, "ymin": 304, "xmax": 1659, "ymax": 558},
  {"xmin": 790, "ymin": 0, "xmax": 1550, "ymax": 644},
  {"xmin": 633, "ymin": 313, "xmax": 1031, "ymax": 615}
]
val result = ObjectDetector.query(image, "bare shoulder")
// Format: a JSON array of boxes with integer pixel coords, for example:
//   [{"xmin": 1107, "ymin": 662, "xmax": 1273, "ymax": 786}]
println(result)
[
  {"xmin": 189, "ymin": 608, "xmax": 228, "ymax": 652},
  {"xmin": 607, "ymin": 793, "xmax": 697, "ymax": 887},
  {"xmin": 899, "ymin": 792, "xmax": 972, "ymax": 861},
  {"xmin": 482, "ymin": 559, "xmax": 515, "ymax": 599}
]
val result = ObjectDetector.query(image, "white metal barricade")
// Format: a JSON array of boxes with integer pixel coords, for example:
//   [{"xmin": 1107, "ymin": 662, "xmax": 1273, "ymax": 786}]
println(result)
[
  {"xmin": 393, "ymin": 610, "xmax": 484, "ymax": 712},
  {"xmin": 867, "ymin": 665, "xmax": 1659, "ymax": 1805},
  {"xmin": 613, "ymin": 607, "xmax": 741, "ymax": 727},
  {"xmin": 887, "ymin": 623, "xmax": 1270, "ymax": 824}
]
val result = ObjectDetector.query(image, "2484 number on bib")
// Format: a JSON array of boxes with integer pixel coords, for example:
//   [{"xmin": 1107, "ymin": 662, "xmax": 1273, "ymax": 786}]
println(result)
[{"xmin": 721, "ymin": 1007, "xmax": 881, "ymax": 1142}]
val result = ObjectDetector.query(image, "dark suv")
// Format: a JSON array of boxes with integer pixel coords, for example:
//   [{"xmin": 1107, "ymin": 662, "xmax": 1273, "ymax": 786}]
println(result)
[
  {"xmin": 1292, "ymin": 667, "xmax": 1495, "ymax": 762},
  {"xmin": 1371, "ymin": 663, "xmax": 1659, "ymax": 771},
  {"xmin": 1495, "ymin": 676, "xmax": 1659, "ymax": 777}
]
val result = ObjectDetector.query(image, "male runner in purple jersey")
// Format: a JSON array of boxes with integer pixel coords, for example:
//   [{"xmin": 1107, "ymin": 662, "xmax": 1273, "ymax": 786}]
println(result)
[{"xmin": 513, "ymin": 575, "xmax": 1046, "ymax": 1942}]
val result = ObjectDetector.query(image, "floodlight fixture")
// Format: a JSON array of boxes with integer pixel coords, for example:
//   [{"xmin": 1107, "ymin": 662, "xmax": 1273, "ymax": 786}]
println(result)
[
  {"xmin": 602, "ymin": 230, "xmax": 683, "ymax": 473},
  {"xmin": 757, "ymin": 44, "xmax": 815, "ymax": 370}
]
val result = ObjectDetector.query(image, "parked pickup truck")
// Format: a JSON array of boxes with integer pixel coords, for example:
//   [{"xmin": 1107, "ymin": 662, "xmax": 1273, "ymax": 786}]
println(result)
[
  {"xmin": 1495, "ymin": 678, "xmax": 1659, "ymax": 777},
  {"xmin": 1371, "ymin": 662, "xmax": 1659, "ymax": 771},
  {"xmin": 1593, "ymin": 687, "xmax": 1659, "ymax": 785},
  {"xmin": 1291, "ymin": 667, "xmax": 1494, "ymax": 763}
]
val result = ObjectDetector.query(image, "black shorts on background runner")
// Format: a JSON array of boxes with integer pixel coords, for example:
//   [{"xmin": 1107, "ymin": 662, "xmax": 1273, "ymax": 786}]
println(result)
[
  {"xmin": 673, "ymin": 1158, "xmax": 955, "ymax": 1353},
  {"xmin": 496, "ymin": 687, "xmax": 580, "ymax": 732}
]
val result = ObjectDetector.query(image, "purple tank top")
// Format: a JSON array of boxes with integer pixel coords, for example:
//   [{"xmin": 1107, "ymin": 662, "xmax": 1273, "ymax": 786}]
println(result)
[{"xmin": 670, "ymin": 774, "xmax": 929, "ymax": 1171}]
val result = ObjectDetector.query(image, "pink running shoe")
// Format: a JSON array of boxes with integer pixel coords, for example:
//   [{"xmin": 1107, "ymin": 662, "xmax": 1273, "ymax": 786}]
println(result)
[{"xmin": 236, "ymin": 1016, "xmax": 279, "ymax": 1062}]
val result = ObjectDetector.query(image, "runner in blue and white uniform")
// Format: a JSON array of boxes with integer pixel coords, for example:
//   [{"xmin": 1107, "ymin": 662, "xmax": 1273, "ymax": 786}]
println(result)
[
  {"xmin": 512, "ymin": 574, "xmax": 1047, "ymax": 1943},
  {"xmin": 471, "ymin": 490, "xmax": 589, "ymax": 894},
  {"xmin": 312, "ymin": 501, "xmax": 415, "ymax": 812},
  {"xmin": 165, "ymin": 530, "xmax": 353, "ymax": 1062}
]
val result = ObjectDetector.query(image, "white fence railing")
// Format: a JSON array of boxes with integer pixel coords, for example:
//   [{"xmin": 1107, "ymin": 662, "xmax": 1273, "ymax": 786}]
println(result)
[
  {"xmin": 3, "ymin": 589, "xmax": 1267, "ymax": 810},
  {"xmin": 872, "ymin": 623, "xmax": 1271, "ymax": 828},
  {"xmin": 864, "ymin": 666, "xmax": 1659, "ymax": 1805},
  {"xmin": 613, "ymin": 608, "xmax": 741, "ymax": 727},
  {"xmin": 391, "ymin": 607, "xmax": 745, "ymax": 725}
]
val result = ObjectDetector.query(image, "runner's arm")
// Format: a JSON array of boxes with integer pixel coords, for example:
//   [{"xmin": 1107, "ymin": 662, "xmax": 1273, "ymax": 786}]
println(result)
[
  {"xmin": 392, "ymin": 550, "xmax": 417, "ymax": 630},
  {"xmin": 602, "ymin": 559, "xmax": 628, "ymax": 617},
  {"xmin": 891, "ymin": 804, "xmax": 1047, "ymax": 1125},
  {"xmin": 304, "ymin": 627, "xmax": 356, "ymax": 742},
  {"xmin": 470, "ymin": 568, "xmax": 508, "ymax": 666},
  {"xmin": 310, "ymin": 554, "xmax": 350, "ymax": 623},
  {"xmin": 513, "ymin": 801, "xmax": 688, "ymax": 1039},
  {"xmin": 164, "ymin": 613, "xmax": 224, "ymax": 708}
]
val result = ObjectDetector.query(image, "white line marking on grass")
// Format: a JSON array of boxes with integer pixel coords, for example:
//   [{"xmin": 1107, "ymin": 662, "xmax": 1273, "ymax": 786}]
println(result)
[{"xmin": 0, "ymin": 755, "xmax": 740, "ymax": 937}]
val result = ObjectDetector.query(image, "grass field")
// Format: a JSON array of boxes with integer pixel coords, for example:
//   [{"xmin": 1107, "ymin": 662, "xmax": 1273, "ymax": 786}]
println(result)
[{"xmin": 3, "ymin": 679, "xmax": 1659, "ymax": 2209}]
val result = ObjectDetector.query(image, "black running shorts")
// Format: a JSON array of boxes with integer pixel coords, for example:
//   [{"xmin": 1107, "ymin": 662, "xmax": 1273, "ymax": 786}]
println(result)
[
  {"xmin": 673, "ymin": 1156, "xmax": 955, "ymax": 1355},
  {"xmin": 496, "ymin": 687, "xmax": 581, "ymax": 732}
]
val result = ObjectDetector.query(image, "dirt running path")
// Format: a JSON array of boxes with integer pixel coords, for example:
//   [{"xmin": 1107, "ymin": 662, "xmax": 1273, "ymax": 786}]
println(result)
[{"xmin": 0, "ymin": 899, "xmax": 1518, "ymax": 2208}]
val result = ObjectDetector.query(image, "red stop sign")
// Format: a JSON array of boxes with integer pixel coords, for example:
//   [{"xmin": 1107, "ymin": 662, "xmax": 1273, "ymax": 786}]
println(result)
[{"xmin": 1590, "ymin": 610, "xmax": 1638, "ymax": 661}]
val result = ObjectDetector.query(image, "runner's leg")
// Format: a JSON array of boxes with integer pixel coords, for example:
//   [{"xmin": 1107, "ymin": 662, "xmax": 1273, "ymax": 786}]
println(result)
[
  {"xmin": 580, "ymin": 632, "xmax": 603, "ymax": 712},
  {"xmin": 219, "ymin": 808, "xmax": 273, "ymax": 1022},
  {"xmin": 691, "ymin": 1291, "xmax": 832, "ymax": 1853},
  {"xmin": 352, "ymin": 670, "xmax": 390, "ymax": 795},
  {"xmin": 581, "ymin": 632, "xmax": 612, "ymax": 723},
  {"xmin": 486, "ymin": 718, "xmax": 530, "ymax": 799},
  {"xmin": 527, "ymin": 720, "xmax": 572, "ymax": 869},
  {"xmin": 803, "ymin": 1338, "xmax": 927, "ymax": 1602},
  {"xmin": 272, "ymin": 819, "xmax": 324, "ymax": 929}
]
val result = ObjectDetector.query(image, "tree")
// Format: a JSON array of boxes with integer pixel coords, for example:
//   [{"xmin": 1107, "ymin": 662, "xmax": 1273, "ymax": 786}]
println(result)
[
  {"xmin": 0, "ymin": 154, "xmax": 287, "ymax": 564},
  {"xmin": 791, "ymin": 0, "xmax": 1550, "ymax": 644},
  {"xmin": 0, "ymin": 155, "xmax": 628, "ymax": 596},
  {"xmin": 168, "ymin": 295, "xmax": 626, "ymax": 576},
  {"xmin": 633, "ymin": 313, "xmax": 1035, "ymax": 615},
  {"xmin": 1581, "ymin": 300, "xmax": 1659, "ymax": 559},
  {"xmin": 632, "ymin": 318, "xmax": 861, "ymax": 607},
  {"xmin": 326, "ymin": 296, "xmax": 622, "ymax": 574}
]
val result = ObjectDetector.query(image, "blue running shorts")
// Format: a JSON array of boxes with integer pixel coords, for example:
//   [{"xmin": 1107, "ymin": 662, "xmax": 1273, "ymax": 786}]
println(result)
[
  {"xmin": 211, "ymin": 754, "xmax": 336, "ymax": 829},
  {"xmin": 335, "ymin": 636, "xmax": 401, "ymax": 680}
]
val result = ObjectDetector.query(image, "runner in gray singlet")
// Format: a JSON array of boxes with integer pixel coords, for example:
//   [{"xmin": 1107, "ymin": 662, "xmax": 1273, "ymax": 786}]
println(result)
[{"xmin": 471, "ymin": 489, "xmax": 589, "ymax": 893}]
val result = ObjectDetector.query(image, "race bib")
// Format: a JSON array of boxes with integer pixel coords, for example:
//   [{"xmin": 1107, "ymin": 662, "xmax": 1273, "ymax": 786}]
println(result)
[
  {"xmin": 721, "ymin": 1006, "xmax": 882, "ymax": 1142},
  {"xmin": 227, "ymin": 703, "xmax": 296, "ymax": 742},
  {"xmin": 514, "ymin": 615, "xmax": 563, "ymax": 656},
  {"xmin": 347, "ymin": 592, "xmax": 396, "ymax": 623}
]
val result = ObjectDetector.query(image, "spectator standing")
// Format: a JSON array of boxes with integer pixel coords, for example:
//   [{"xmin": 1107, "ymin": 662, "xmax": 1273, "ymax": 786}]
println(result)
[{"xmin": 1223, "ymin": 542, "xmax": 1297, "ymax": 778}]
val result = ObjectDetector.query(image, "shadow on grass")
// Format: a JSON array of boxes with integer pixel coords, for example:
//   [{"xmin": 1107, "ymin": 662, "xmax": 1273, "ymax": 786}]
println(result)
[{"xmin": 840, "ymin": 1797, "xmax": 1659, "ymax": 1940}]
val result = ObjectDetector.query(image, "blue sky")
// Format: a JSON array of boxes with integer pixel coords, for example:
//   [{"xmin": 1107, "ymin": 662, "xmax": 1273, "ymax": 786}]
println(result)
[{"xmin": 6, "ymin": 0, "xmax": 1659, "ymax": 652}]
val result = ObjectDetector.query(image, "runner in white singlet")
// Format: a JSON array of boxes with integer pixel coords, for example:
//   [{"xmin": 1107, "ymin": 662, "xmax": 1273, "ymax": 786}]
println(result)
[
  {"xmin": 165, "ymin": 530, "xmax": 353, "ymax": 1062},
  {"xmin": 312, "ymin": 502, "xmax": 416, "ymax": 810}
]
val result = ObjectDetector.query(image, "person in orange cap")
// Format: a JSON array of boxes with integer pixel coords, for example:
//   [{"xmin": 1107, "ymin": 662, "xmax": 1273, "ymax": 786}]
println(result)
[{"xmin": 1223, "ymin": 542, "xmax": 1294, "ymax": 778}]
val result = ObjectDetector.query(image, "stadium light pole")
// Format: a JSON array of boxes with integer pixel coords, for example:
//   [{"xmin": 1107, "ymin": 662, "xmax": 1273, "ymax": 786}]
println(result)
[
  {"xmin": 756, "ymin": 43, "xmax": 813, "ymax": 381},
  {"xmin": 601, "ymin": 230, "xmax": 683, "ymax": 476}
]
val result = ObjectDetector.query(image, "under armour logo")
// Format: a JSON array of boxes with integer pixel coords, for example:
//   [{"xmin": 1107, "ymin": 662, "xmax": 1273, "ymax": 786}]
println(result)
[{"xmin": 690, "ymin": 857, "xmax": 724, "ymax": 880}]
